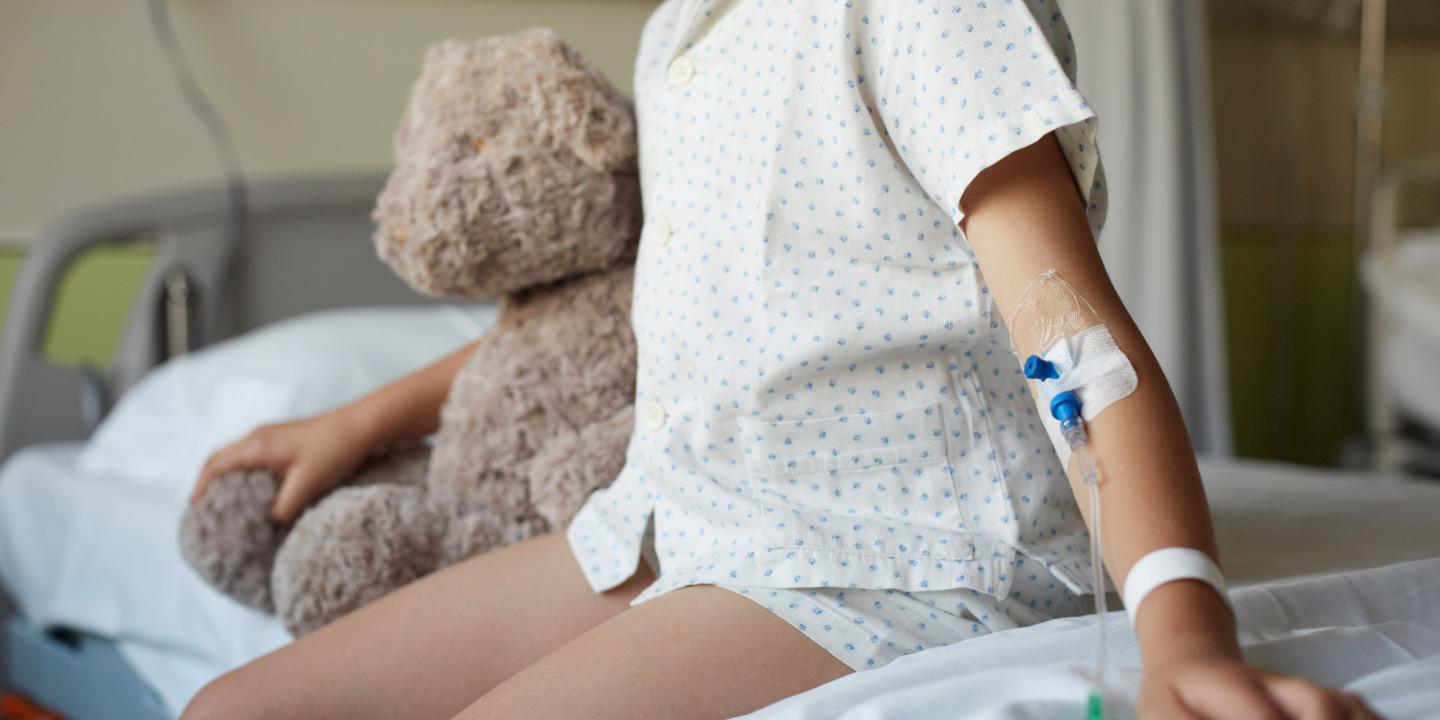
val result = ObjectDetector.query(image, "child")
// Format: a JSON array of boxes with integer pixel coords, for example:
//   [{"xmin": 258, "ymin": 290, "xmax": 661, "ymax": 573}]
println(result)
[{"xmin": 183, "ymin": 1, "xmax": 1378, "ymax": 718}]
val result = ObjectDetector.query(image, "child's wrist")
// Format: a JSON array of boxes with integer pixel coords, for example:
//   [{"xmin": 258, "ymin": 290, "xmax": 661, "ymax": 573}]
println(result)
[
  {"xmin": 1134, "ymin": 580, "xmax": 1242, "ymax": 670},
  {"xmin": 334, "ymin": 398, "xmax": 392, "ymax": 449}
]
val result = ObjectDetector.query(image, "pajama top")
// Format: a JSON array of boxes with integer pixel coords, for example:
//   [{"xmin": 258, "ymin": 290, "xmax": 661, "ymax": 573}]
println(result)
[{"xmin": 567, "ymin": 0, "xmax": 1109, "ymax": 605}]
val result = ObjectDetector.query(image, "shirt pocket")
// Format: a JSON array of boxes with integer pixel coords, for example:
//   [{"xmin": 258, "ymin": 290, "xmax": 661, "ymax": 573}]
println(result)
[{"xmin": 736, "ymin": 402, "xmax": 975, "ymax": 561}]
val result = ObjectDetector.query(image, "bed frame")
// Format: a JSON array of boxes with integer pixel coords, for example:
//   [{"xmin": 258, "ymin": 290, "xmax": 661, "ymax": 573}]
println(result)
[{"xmin": 0, "ymin": 174, "xmax": 442, "ymax": 718}]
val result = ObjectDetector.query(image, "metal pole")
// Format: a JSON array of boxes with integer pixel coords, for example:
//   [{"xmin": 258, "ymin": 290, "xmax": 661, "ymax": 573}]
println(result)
[{"xmin": 1352, "ymin": 0, "xmax": 1387, "ymax": 466}]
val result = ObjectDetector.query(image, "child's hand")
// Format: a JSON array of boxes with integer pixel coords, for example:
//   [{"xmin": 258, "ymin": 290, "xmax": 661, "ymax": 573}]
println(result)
[
  {"xmin": 1137, "ymin": 656, "xmax": 1382, "ymax": 719},
  {"xmin": 190, "ymin": 411, "xmax": 375, "ymax": 522}
]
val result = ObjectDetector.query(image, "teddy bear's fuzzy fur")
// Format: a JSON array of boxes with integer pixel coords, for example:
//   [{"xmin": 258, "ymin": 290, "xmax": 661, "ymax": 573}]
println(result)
[
  {"xmin": 180, "ymin": 28, "xmax": 641, "ymax": 637},
  {"xmin": 374, "ymin": 33, "xmax": 640, "ymax": 299}
]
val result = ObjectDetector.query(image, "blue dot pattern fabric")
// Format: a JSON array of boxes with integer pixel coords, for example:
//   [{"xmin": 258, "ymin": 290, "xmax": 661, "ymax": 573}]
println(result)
[
  {"xmin": 725, "ymin": 555, "xmax": 1088, "ymax": 671},
  {"xmin": 566, "ymin": 0, "xmax": 1109, "ymax": 661}
]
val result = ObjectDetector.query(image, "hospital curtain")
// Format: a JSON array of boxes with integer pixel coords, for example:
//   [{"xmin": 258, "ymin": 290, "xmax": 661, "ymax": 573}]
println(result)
[{"xmin": 1062, "ymin": 0, "xmax": 1234, "ymax": 456}]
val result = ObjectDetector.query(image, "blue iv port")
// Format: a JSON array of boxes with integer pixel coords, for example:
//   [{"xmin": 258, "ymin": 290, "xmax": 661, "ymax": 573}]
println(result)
[
  {"xmin": 1051, "ymin": 390, "xmax": 1082, "ymax": 428},
  {"xmin": 1024, "ymin": 355, "xmax": 1059, "ymax": 381}
]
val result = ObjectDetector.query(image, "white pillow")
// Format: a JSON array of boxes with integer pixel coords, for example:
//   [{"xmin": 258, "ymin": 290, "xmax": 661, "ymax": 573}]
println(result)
[{"xmin": 77, "ymin": 304, "xmax": 498, "ymax": 494}]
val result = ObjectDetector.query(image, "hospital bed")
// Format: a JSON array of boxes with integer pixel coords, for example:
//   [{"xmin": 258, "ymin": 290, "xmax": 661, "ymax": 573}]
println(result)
[
  {"xmin": 0, "ymin": 174, "xmax": 490, "ymax": 718},
  {"xmin": 3, "ymin": 179, "xmax": 1440, "ymax": 719},
  {"xmin": 1364, "ymin": 154, "xmax": 1440, "ymax": 475}
]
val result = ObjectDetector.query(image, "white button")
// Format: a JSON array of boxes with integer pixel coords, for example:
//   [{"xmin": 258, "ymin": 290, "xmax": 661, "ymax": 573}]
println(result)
[
  {"xmin": 667, "ymin": 55, "xmax": 696, "ymax": 86},
  {"xmin": 652, "ymin": 216, "xmax": 673, "ymax": 247},
  {"xmin": 643, "ymin": 401, "xmax": 668, "ymax": 431}
]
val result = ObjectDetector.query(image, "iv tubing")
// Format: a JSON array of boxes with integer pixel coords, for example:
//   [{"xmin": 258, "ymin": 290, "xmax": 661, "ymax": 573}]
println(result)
[
  {"xmin": 1069, "ymin": 432, "xmax": 1107, "ymax": 702},
  {"xmin": 1048, "ymin": 388, "xmax": 1111, "ymax": 719}
]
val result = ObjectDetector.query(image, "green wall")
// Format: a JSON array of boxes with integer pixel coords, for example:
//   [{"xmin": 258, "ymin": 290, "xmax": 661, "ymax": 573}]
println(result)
[
  {"xmin": 0, "ymin": 245, "xmax": 154, "ymax": 369},
  {"xmin": 0, "ymin": 252, "xmax": 22, "ymax": 350},
  {"xmin": 1221, "ymin": 227, "xmax": 1357, "ymax": 466}
]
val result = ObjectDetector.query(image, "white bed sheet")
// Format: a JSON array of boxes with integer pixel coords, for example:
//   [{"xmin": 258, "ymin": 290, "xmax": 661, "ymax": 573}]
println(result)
[
  {"xmin": 0, "ymin": 443, "xmax": 290, "ymax": 710},
  {"xmin": 736, "ymin": 459, "xmax": 1440, "ymax": 719},
  {"xmin": 740, "ymin": 557, "xmax": 1440, "ymax": 720},
  {"xmin": 0, "ymin": 304, "xmax": 499, "ymax": 716}
]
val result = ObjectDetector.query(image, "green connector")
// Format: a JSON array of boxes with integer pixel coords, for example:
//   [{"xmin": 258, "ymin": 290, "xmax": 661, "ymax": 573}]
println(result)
[{"xmin": 1085, "ymin": 688, "xmax": 1114, "ymax": 720}]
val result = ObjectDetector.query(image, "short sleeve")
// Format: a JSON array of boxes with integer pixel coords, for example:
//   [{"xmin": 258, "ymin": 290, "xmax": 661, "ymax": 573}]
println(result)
[{"xmin": 852, "ymin": 0, "xmax": 1107, "ymax": 239}]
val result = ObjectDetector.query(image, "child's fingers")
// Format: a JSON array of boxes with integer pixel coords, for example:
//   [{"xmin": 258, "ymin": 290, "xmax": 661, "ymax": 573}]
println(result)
[
  {"xmin": 190, "ymin": 434, "xmax": 280, "ymax": 505},
  {"xmin": 1175, "ymin": 670, "xmax": 1287, "ymax": 720},
  {"xmin": 192, "ymin": 446, "xmax": 252, "ymax": 503},
  {"xmin": 1265, "ymin": 677, "xmax": 1378, "ymax": 720},
  {"xmin": 189, "ymin": 476, "xmax": 211, "ymax": 506},
  {"xmin": 191, "ymin": 447, "xmax": 241, "ymax": 505},
  {"xmin": 1345, "ymin": 694, "xmax": 1384, "ymax": 720},
  {"xmin": 1138, "ymin": 689, "xmax": 1205, "ymax": 720},
  {"xmin": 270, "ymin": 464, "xmax": 323, "ymax": 523}
]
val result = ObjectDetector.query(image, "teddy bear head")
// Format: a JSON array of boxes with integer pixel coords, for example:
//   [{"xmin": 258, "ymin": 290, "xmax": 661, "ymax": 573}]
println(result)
[{"xmin": 373, "ymin": 28, "xmax": 642, "ymax": 299}]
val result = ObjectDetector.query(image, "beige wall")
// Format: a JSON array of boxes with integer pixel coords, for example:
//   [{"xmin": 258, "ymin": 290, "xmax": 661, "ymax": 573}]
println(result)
[
  {"xmin": 8, "ymin": 5, "xmax": 1439, "ymax": 241},
  {"xmin": 1210, "ymin": 30, "xmax": 1440, "ymax": 228},
  {"xmin": 0, "ymin": 0, "xmax": 660, "ymax": 242}
]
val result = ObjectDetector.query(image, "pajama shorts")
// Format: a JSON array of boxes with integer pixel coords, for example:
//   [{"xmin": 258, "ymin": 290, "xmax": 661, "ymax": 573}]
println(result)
[
  {"xmin": 715, "ymin": 560, "xmax": 1091, "ymax": 672},
  {"xmin": 635, "ymin": 531, "xmax": 1090, "ymax": 672}
]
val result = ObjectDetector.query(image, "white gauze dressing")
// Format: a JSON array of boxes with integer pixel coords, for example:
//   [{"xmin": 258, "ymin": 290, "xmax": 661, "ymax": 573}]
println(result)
[{"xmin": 1009, "ymin": 270, "xmax": 1138, "ymax": 466}]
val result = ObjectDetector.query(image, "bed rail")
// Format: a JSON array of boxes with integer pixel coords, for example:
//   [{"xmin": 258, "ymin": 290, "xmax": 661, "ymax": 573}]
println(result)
[{"xmin": 0, "ymin": 174, "xmax": 436, "ymax": 463}]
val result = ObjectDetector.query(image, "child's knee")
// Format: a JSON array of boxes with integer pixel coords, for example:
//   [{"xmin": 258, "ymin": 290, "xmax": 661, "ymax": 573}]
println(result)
[{"xmin": 180, "ymin": 670, "xmax": 273, "ymax": 720}]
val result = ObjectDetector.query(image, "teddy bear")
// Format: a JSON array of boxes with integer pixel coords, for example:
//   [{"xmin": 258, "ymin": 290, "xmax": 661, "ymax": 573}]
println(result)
[{"xmin": 179, "ymin": 27, "xmax": 643, "ymax": 638}]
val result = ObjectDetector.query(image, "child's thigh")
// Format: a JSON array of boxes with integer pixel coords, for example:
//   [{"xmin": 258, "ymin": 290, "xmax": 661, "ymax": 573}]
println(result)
[
  {"xmin": 454, "ymin": 585, "xmax": 853, "ymax": 720},
  {"xmin": 181, "ymin": 532, "xmax": 652, "ymax": 720}
]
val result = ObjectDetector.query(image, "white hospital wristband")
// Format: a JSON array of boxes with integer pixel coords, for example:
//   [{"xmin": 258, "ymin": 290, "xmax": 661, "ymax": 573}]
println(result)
[{"xmin": 1122, "ymin": 547, "xmax": 1232, "ymax": 627}]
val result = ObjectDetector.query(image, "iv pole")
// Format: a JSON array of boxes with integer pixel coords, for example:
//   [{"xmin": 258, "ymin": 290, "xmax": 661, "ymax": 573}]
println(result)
[{"xmin": 1352, "ymin": 0, "xmax": 1389, "ymax": 467}]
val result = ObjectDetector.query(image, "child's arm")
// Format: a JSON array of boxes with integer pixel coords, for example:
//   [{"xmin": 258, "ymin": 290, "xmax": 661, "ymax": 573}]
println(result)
[
  {"xmin": 959, "ymin": 133, "xmax": 1376, "ymax": 719},
  {"xmin": 191, "ymin": 339, "xmax": 480, "ymax": 521}
]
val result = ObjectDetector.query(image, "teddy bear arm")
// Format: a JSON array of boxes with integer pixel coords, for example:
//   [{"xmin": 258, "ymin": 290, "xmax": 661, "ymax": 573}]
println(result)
[
  {"xmin": 179, "ymin": 469, "xmax": 289, "ymax": 613},
  {"xmin": 272, "ymin": 482, "xmax": 444, "ymax": 637},
  {"xmin": 179, "ymin": 440, "xmax": 431, "ymax": 615},
  {"xmin": 528, "ymin": 404, "xmax": 635, "ymax": 529}
]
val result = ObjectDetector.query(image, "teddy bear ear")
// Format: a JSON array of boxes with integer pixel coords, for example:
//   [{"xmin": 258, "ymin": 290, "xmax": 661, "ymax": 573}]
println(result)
[
  {"xmin": 522, "ymin": 29, "xmax": 636, "ymax": 173},
  {"xmin": 564, "ymin": 88, "xmax": 638, "ymax": 173}
]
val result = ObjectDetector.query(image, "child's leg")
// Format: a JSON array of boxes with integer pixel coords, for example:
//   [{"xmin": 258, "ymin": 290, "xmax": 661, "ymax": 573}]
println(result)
[
  {"xmin": 181, "ymin": 532, "xmax": 653, "ymax": 720},
  {"xmin": 453, "ymin": 584, "xmax": 853, "ymax": 719}
]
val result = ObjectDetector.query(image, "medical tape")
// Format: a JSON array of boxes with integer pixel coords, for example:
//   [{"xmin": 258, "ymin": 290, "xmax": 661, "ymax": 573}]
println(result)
[{"xmin": 1031, "ymin": 324, "xmax": 1138, "ymax": 466}]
